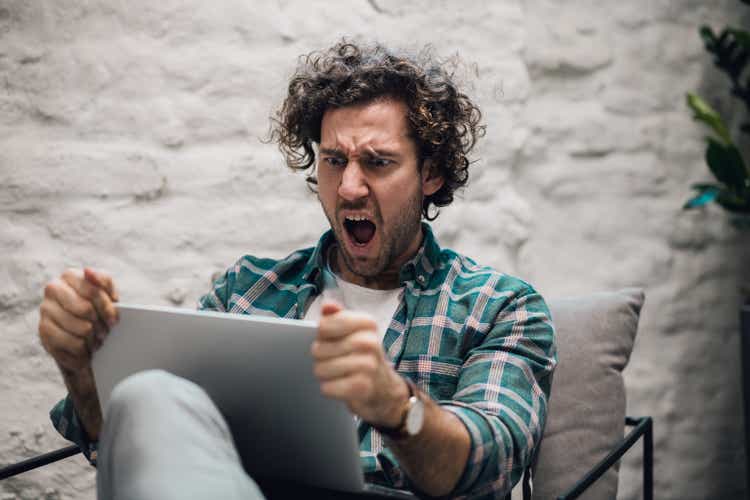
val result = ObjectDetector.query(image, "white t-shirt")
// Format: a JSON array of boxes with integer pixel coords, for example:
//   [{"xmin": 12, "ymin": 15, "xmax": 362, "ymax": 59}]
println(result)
[{"xmin": 303, "ymin": 247, "xmax": 403, "ymax": 342}]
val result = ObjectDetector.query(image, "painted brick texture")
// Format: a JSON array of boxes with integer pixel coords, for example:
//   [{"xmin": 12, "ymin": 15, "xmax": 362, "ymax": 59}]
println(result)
[{"xmin": 1, "ymin": 1, "xmax": 748, "ymax": 499}]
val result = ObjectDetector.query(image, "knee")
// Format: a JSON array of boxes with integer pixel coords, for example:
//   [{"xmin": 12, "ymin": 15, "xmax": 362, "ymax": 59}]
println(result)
[{"xmin": 108, "ymin": 369, "xmax": 199, "ymax": 415}]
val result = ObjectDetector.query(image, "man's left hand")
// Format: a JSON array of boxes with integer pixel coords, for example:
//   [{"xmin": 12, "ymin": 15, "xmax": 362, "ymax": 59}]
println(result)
[{"xmin": 312, "ymin": 300, "xmax": 409, "ymax": 428}]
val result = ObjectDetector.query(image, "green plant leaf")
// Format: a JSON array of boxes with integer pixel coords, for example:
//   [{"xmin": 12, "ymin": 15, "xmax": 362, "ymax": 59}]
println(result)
[
  {"xmin": 699, "ymin": 25, "xmax": 716, "ymax": 48},
  {"xmin": 717, "ymin": 189, "xmax": 750, "ymax": 213},
  {"xmin": 686, "ymin": 93, "xmax": 732, "ymax": 144},
  {"xmin": 728, "ymin": 28, "xmax": 750, "ymax": 49},
  {"xmin": 705, "ymin": 137, "xmax": 748, "ymax": 192},
  {"xmin": 690, "ymin": 182, "xmax": 723, "ymax": 190},
  {"xmin": 683, "ymin": 185, "xmax": 720, "ymax": 209}
]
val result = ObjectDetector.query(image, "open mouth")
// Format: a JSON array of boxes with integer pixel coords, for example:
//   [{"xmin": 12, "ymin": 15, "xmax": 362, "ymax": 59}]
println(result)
[{"xmin": 343, "ymin": 215, "xmax": 376, "ymax": 246}]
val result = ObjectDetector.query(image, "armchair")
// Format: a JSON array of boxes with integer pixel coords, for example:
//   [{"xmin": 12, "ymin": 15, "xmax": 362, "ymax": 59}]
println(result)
[{"xmin": 1, "ymin": 289, "xmax": 651, "ymax": 499}]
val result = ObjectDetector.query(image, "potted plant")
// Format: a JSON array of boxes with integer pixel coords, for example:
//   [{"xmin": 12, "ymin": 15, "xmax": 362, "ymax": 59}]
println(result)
[{"xmin": 683, "ymin": 10, "xmax": 750, "ymax": 491}]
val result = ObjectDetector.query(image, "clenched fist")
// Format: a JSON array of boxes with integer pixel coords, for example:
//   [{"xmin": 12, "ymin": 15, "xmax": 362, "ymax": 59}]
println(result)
[
  {"xmin": 39, "ymin": 267, "xmax": 119, "ymax": 375},
  {"xmin": 311, "ymin": 301, "xmax": 409, "ymax": 428}
]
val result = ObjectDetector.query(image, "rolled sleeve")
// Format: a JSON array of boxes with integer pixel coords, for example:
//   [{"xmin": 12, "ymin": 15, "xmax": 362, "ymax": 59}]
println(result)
[
  {"xmin": 50, "ymin": 395, "xmax": 98, "ymax": 466},
  {"xmin": 440, "ymin": 287, "xmax": 557, "ymax": 498},
  {"xmin": 197, "ymin": 264, "xmax": 235, "ymax": 312}
]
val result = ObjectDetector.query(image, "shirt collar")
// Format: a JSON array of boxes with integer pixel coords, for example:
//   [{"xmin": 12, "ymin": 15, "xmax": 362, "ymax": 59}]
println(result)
[
  {"xmin": 301, "ymin": 222, "xmax": 441, "ymax": 290},
  {"xmin": 300, "ymin": 230, "xmax": 335, "ymax": 288},
  {"xmin": 397, "ymin": 222, "xmax": 441, "ymax": 289}
]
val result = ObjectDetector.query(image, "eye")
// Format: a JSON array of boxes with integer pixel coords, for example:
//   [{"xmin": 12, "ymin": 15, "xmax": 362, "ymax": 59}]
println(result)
[
  {"xmin": 323, "ymin": 156, "xmax": 347, "ymax": 168},
  {"xmin": 367, "ymin": 157, "xmax": 392, "ymax": 168}
]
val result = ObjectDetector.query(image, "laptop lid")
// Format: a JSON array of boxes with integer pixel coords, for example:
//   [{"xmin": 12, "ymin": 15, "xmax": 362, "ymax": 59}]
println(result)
[{"xmin": 92, "ymin": 304, "xmax": 366, "ymax": 493}]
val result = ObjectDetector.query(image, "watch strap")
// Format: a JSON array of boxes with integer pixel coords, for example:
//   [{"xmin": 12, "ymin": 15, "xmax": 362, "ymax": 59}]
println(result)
[{"xmin": 372, "ymin": 378, "xmax": 418, "ymax": 440}]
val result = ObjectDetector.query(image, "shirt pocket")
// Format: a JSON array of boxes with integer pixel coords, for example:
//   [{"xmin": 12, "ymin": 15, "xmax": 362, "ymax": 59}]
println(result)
[{"xmin": 396, "ymin": 354, "xmax": 463, "ymax": 401}]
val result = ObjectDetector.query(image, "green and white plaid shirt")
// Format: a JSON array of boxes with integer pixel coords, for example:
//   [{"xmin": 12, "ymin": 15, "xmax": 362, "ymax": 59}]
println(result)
[{"xmin": 51, "ymin": 223, "xmax": 556, "ymax": 499}]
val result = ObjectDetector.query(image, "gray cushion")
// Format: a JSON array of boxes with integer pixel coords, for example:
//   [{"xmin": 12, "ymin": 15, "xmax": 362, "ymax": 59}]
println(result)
[{"xmin": 532, "ymin": 288, "xmax": 645, "ymax": 500}]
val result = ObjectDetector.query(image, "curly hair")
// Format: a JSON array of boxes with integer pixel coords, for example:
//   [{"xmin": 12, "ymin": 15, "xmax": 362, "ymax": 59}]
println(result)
[{"xmin": 269, "ymin": 40, "xmax": 485, "ymax": 220}]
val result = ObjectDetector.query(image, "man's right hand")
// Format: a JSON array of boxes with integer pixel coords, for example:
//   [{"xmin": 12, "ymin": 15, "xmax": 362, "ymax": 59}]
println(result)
[
  {"xmin": 39, "ymin": 268, "xmax": 119, "ymax": 374},
  {"xmin": 39, "ymin": 267, "xmax": 119, "ymax": 441}
]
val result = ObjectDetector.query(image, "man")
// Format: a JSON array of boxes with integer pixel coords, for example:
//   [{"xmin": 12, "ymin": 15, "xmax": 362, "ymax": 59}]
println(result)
[{"xmin": 39, "ymin": 41, "xmax": 556, "ymax": 499}]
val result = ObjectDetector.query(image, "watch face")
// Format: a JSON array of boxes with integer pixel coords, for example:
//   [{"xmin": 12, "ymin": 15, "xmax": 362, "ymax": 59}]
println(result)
[{"xmin": 405, "ymin": 397, "xmax": 425, "ymax": 435}]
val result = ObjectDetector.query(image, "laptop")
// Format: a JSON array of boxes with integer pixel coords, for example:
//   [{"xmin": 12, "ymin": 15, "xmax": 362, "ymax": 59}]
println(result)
[{"xmin": 92, "ymin": 304, "xmax": 415, "ymax": 498}]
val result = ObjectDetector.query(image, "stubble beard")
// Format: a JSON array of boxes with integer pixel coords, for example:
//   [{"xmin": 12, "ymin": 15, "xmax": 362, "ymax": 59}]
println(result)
[{"xmin": 323, "ymin": 188, "xmax": 424, "ymax": 280}]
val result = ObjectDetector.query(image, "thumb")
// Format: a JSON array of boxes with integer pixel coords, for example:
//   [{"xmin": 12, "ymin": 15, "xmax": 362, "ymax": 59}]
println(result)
[
  {"xmin": 84, "ymin": 267, "xmax": 119, "ymax": 301},
  {"xmin": 83, "ymin": 267, "xmax": 102, "ymax": 287},
  {"xmin": 321, "ymin": 300, "xmax": 344, "ymax": 316}
]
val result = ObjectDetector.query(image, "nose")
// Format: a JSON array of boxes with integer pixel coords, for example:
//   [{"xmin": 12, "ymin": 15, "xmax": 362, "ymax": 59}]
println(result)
[{"xmin": 337, "ymin": 161, "xmax": 369, "ymax": 201}]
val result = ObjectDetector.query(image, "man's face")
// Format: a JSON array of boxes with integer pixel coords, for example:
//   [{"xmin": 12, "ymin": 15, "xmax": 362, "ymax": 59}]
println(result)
[{"xmin": 316, "ymin": 99, "xmax": 443, "ymax": 289}]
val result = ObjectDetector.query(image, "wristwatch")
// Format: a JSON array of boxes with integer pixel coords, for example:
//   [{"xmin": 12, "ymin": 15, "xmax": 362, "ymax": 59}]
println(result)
[{"xmin": 374, "ymin": 378, "xmax": 425, "ymax": 440}]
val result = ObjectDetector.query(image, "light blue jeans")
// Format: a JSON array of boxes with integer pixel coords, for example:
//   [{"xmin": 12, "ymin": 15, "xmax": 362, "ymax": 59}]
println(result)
[{"xmin": 97, "ymin": 370, "xmax": 266, "ymax": 500}]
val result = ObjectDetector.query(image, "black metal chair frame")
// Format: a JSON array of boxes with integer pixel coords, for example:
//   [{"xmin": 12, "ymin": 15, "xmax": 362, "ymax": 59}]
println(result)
[
  {"xmin": 555, "ymin": 416, "xmax": 653, "ymax": 500},
  {"xmin": 0, "ymin": 416, "xmax": 652, "ymax": 500}
]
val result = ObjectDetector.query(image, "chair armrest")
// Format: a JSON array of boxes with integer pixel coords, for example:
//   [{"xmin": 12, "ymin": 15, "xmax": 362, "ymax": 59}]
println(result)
[
  {"xmin": 555, "ymin": 416, "xmax": 653, "ymax": 500},
  {"xmin": 0, "ymin": 445, "xmax": 81, "ymax": 481}
]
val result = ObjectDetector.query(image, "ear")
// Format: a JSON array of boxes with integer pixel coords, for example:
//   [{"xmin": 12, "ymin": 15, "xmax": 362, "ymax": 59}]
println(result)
[{"xmin": 421, "ymin": 159, "xmax": 444, "ymax": 196}]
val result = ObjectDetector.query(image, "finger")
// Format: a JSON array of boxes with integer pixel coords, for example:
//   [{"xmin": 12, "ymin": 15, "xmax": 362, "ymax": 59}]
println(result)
[
  {"xmin": 45, "ymin": 279, "xmax": 97, "ymax": 322},
  {"xmin": 313, "ymin": 354, "xmax": 377, "ymax": 381},
  {"xmin": 320, "ymin": 374, "xmax": 373, "ymax": 401},
  {"xmin": 84, "ymin": 267, "xmax": 119, "ymax": 302},
  {"xmin": 41, "ymin": 299, "xmax": 96, "ymax": 340},
  {"xmin": 62, "ymin": 272, "xmax": 112, "ymax": 325},
  {"xmin": 49, "ymin": 298, "xmax": 109, "ymax": 346},
  {"xmin": 44, "ymin": 303, "xmax": 105, "ymax": 356},
  {"xmin": 63, "ymin": 272, "xmax": 118, "ymax": 327},
  {"xmin": 321, "ymin": 300, "xmax": 343, "ymax": 316},
  {"xmin": 311, "ymin": 330, "xmax": 381, "ymax": 361},
  {"xmin": 317, "ymin": 310, "xmax": 377, "ymax": 341},
  {"xmin": 38, "ymin": 316, "xmax": 90, "ymax": 370}
]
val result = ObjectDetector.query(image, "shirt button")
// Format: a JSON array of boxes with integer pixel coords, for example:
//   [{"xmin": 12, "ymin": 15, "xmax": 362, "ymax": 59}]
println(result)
[{"xmin": 417, "ymin": 275, "xmax": 426, "ymax": 284}]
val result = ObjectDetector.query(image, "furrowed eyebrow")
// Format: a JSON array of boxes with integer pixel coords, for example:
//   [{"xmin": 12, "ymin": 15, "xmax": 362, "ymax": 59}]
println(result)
[
  {"xmin": 319, "ymin": 147, "xmax": 401, "ymax": 159},
  {"xmin": 366, "ymin": 148, "xmax": 401, "ymax": 159},
  {"xmin": 319, "ymin": 147, "xmax": 346, "ymax": 156}
]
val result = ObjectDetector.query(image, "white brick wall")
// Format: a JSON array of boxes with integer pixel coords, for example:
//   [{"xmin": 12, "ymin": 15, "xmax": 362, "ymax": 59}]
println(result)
[{"xmin": 1, "ymin": 1, "xmax": 748, "ymax": 498}]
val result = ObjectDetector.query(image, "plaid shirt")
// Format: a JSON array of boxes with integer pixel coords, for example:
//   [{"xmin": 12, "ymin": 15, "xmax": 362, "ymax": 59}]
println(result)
[{"xmin": 51, "ymin": 223, "xmax": 556, "ymax": 499}]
